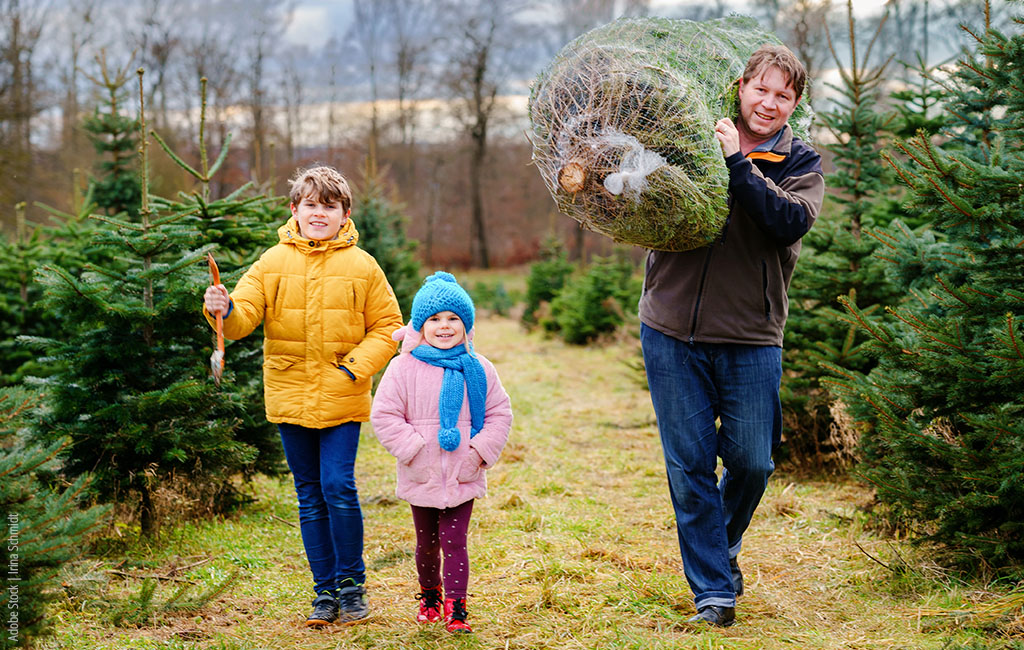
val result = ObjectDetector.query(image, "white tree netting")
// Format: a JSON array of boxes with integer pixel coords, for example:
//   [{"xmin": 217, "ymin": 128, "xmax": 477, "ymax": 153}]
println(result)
[{"xmin": 528, "ymin": 15, "xmax": 814, "ymax": 252}]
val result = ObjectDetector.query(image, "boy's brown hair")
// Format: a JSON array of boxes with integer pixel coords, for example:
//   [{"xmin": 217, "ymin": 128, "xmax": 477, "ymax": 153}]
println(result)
[
  {"xmin": 742, "ymin": 44, "xmax": 807, "ymax": 100},
  {"xmin": 288, "ymin": 165, "xmax": 353, "ymax": 213}
]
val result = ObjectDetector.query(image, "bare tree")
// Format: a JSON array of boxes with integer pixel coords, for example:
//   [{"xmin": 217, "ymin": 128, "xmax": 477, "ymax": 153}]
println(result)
[
  {"xmin": 377, "ymin": 0, "xmax": 436, "ymax": 183},
  {"xmin": 280, "ymin": 47, "xmax": 307, "ymax": 165},
  {"xmin": 0, "ymin": 0, "xmax": 49, "ymax": 225},
  {"xmin": 236, "ymin": 0, "xmax": 293, "ymax": 183},
  {"xmin": 438, "ymin": 0, "xmax": 535, "ymax": 269},
  {"xmin": 175, "ymin": 0, "xmax": 246, "ymax": 197},
  {"xmin": 130, "ymin": 0, "xmax": 184, "ymax": 131},
  {"xmin": 348, "ymin": 0, "xmax": 388, "ymax": 176}
]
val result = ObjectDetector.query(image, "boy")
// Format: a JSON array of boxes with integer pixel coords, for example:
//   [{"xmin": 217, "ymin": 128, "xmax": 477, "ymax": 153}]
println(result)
[{"xmin": 203, "ymin": 165, "xmax": 403, "ymax": 625}]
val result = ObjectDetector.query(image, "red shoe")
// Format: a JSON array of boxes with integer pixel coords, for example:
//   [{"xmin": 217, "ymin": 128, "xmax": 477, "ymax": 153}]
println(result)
[
  {"xmin": 444, "ymin": 598, "xmax": 472, "ymax": 634},
  {"xmin": 416, "ymin": 585, "xmax": 443, "ymax": 623}
]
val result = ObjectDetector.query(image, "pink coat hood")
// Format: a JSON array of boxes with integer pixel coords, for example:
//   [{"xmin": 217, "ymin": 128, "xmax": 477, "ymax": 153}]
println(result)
[{"xmin": 370, "ymin": 322, "xmax": 513, "ymax": 509}]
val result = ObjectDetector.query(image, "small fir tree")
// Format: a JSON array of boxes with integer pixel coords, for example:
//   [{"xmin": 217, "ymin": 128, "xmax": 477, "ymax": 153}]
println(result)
[
  {"xmin": 28, "ymin": 71, "xmax": 278, "ymax": 536},
  {"xmin": 81, "ymin": 51, "xmax": 142, "ymax": 219},
  {"xmin": 782, "ymin": 3, "xmax": 906, "ymax": 468},
  {"xmin": 546, "ymin": 251, "xmax": 640, "ymax": 344},
  {"xmin": 0, "ymin": 387, "xmax": 109, "ymax": 650},
  {"xmin": 522, "ymin": 236, "xmax": 575, "ymax": 327},
  {"xmin": 825, "ymin": 7, "xmax": 1024, "ymax": 572}
]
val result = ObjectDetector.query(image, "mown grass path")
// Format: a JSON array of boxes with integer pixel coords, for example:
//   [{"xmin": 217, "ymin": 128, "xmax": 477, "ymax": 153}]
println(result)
[{"xmin": 43, "ymin": 315, "xmax": 1009, "ymax": 649}]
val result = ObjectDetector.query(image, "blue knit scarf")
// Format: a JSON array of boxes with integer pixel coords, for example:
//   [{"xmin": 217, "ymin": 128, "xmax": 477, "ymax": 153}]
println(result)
[{"xmin": 411, "ymin": 343, "xmax": 487, "ymax": 452}]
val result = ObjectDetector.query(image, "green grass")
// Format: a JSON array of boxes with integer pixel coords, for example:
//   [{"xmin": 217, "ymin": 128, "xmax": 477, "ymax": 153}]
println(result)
[{"xmin": 40, "ymin": 315, "xmax": 1022, "ymax": 649}]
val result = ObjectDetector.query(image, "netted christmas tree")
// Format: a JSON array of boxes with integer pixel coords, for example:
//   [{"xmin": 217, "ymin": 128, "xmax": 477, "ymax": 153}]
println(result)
[
  {"xmin": 28, "ymin": 72, "xmax": 282, "ymax": 536},
  {"xmin": 824, "ymin": 8, "xmax": 1024, "ymax": 572},
  {"xmin": 528, "ymin": 15, "xmax": 814, "ymax": 252}
]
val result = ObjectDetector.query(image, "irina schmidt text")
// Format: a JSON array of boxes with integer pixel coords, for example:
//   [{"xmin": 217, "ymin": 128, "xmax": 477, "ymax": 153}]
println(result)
[{"xmin": 6, "ymin": 512, "xmax": 19, "ymax": 644}]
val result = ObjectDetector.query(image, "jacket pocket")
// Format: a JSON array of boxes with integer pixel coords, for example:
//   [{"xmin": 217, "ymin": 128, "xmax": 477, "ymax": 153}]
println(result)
[
  {"xmin": 456, "ymin": 454, "xmax": 483, "ymax": 483},
  {"xmin": 761, "ymin": 259, "xmax": 772, "ymax": 321},
  {"xmin": 264, "ymin": 356, "xmax": 299, "ymax": 371},
  {"xmin": 403, "ymin": 446, "xmax": 431, "ymax": 484}
]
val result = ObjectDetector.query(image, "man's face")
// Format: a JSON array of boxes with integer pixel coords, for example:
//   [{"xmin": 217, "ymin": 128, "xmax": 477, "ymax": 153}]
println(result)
[
  {"xmin": 737, "ymin": 66, "xmax": 800, "ymax": 142},
  {"xmin": 291, "ymin": 195, "xmax": 349, "ymax": 241}
]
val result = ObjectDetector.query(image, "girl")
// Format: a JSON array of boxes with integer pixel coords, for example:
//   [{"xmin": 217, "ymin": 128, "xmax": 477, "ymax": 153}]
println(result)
[{"xmin": 371, "ymin": 272, "xmax": 513, "ymax": 634}]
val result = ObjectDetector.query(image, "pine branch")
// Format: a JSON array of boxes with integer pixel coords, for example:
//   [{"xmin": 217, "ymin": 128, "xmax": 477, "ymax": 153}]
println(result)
[{"xmin": 151, "ymin": 129, "xmax": 204, "ymax": 181}]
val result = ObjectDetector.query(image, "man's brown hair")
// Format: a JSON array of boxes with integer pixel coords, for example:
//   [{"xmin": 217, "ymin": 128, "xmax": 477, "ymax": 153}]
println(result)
[
  {"xmin": 288, "ymin": 165, "xmax": 353, "ymax": 213},
  {"xmin": 742, "ymin": 44, "xmax": 807, "ymax": 100}
]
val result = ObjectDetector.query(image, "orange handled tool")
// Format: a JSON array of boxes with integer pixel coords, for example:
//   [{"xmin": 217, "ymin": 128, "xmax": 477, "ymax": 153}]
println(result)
[{"xmin": 207, "ymin": 253, "xmax": 225, "ymax": 385}]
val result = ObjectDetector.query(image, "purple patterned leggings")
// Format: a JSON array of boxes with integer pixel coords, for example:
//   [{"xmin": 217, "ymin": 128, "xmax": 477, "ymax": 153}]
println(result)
[{"xmin": 410, "ymin": 500, "xmax": 474, "ymax": 599}]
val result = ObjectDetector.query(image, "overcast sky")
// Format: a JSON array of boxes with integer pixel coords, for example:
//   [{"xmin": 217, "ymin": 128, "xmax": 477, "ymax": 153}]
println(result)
[{"xmin": 283, "ymin": 0, "xmax": 892, "ymax": 48}]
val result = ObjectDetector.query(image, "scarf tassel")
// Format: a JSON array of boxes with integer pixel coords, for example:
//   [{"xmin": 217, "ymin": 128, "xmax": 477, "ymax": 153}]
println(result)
[{"xmin": 438, "ymin": 427, "xmax": 461, "ymax": 452}]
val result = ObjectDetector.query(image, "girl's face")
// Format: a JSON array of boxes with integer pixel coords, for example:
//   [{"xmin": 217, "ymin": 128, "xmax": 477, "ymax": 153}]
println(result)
[{"xmin": 422, "ymin": 311, "xmax": 466, "ymax": 350}]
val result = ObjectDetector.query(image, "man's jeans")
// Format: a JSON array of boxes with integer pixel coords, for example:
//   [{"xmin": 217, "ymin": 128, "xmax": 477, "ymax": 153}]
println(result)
[
  {"xmin": 279, "ymin": 422, "xmax": 366, "ymax": 594},
  {"xmin": 641, "ymin": 324, "xmax": 782, "ymax": 610}
]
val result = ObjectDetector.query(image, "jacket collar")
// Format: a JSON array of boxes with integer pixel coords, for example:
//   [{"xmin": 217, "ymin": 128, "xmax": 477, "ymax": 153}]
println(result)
[
  {"xmin": 745, "ymin": 124, "xmax": 792, "ymax": 163},
  {"xmin": 278, "ymin": 216, "xmax": 360, "ymax": 251}
]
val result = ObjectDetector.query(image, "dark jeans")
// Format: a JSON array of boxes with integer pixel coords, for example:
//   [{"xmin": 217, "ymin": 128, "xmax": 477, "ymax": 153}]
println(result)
[
  {"xmin": 278, "ymin": 422, "xmax": 366, "ymax": 594},
  {"xmin": 641, "ymin": 324, "xmax": 782, "ymax": 610}
]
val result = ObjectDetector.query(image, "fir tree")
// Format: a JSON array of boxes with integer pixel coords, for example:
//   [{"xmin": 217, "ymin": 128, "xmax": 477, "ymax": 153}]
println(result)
[
  {"xmin": 782, "ymin": 2, "xmax": 906, "ymax": 468},
  {"xmin": 0, "ymin": 387, "xmax": 109, "ymax": 649},
  {"xmin": 825, "ymin": 6, "xmax": 1024, "ymax": 572},
  {"xmin": 28, "ymin": 71, "xmax": 278, "ymax": 537},
  {"xmin": 349, "ymin": 175, "xmax": 421, "ymax": 319},
  {"xmin": 148, "ymin": 78, "xmax": 286, "ymax": 477},
  {"xmin": 81, "ymin": 51, "xmax": 142, "ymax": 219},
  {"xmin": 522, "ymin": 236, "xmax": 575, "ymax": 327}
]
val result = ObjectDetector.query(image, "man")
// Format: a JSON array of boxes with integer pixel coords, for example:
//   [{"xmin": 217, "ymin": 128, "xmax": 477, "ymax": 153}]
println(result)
[{"xmin": 639, "ymin": 44, "xmax": 824, "ymax": 627}]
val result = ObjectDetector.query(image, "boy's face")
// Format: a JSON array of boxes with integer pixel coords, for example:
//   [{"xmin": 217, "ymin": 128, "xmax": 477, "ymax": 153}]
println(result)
[
  {"xmin": 422, "ymin": 311, "xmax": 466, "ymax": 350},
  {"xmin": 291, "ymin": 195, "xmax": 350, "ymax": 241},
  {"xmin": 737, "ymin": 66, "xmax": 800, "ymax": 142}
]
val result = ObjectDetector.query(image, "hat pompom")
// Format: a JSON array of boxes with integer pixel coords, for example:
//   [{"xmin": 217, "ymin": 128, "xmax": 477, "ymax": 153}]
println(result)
[
  {"xmin": 425, "ymin": 271, "xmax": 458, "ymax": 285},
  {"xmin": 438, "ymin": 427, "xmax": 461, "ymax": 452}
]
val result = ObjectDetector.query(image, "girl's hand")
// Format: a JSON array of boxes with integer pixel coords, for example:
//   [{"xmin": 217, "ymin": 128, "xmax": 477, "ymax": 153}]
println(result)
[
  {"xmin": 468, "ymin": 448, "xmax": 485, "ymax": 468},
  {"xmin": 204, "ymin": 284, "xmax": 230, "ymax": 316}
]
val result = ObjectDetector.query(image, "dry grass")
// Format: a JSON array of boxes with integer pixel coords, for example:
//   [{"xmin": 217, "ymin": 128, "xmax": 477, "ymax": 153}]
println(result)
[{"xmin": 41, "ymin": 315, "xmax": 1021, "ymax": 650}]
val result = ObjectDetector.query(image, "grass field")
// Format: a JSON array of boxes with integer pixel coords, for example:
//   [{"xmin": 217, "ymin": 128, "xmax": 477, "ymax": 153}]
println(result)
[{"xmin": 40, "ymin": 314, "xmax": 1022, "ymax": 650}]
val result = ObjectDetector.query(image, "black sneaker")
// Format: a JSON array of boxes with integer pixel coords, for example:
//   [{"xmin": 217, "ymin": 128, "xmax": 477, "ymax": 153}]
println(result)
[
  {"xmin": 305, "ymin": 592, "xmax": 340, "ymax": 627},
  {"xmin": 336, "ymin": 583, "xmax": 370, "ymax": 623},
  {"xmin": 730, "ymin": 556, "xmax": 744, "ymax": 597},
  {"xmin": 686, "ymin": 605, "xmax": 735, "ymax": 627}
]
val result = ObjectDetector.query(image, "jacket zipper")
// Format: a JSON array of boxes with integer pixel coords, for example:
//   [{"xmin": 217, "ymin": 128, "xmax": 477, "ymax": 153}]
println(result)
[
  {"xmin": 688, "ymin": 209, "xmax": 730, "ymax": 344},
  {"xmin": 761, "ymin": 259, "xmax": 771, "ymax": 321},
  {"xmin": 440, "ymin": 450, "xmax": 450, "ymax": 506},
  {"xmin": 688, "ymin": 247, "xmax": 715, "ymax": 344}
]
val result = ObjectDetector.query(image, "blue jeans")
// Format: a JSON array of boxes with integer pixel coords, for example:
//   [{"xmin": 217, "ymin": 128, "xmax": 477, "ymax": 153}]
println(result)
[
  {"xmin": 278, "ymin": 422, "xmax": 366, "ymax": 594},
  {"xmin": 641, "ymin": 324, "xmax": 782, "ymax": 610}
]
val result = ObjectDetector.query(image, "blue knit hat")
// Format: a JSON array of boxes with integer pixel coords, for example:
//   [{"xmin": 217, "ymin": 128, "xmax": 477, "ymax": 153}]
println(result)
[{"xmin": 411, "ymin": 271, "xmax": 475, "ymax": 333}]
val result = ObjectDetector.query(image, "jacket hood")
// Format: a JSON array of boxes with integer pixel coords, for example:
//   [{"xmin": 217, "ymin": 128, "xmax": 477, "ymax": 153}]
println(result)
[{"xmin": 277, "ymin": 216, "xmax": 359, "ymax": 250}]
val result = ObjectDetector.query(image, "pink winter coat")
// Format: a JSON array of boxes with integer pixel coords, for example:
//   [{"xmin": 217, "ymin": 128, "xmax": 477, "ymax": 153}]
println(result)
[{"xmin": 370, "ymin": 323, "xmax": 513, "ymax": 510}]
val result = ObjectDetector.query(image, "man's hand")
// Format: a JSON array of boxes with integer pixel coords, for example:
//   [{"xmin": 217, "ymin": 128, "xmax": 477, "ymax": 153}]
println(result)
[
  {"xmin": 204, "ymin": 284, "xmax": 230, "ymax": 316},
  {"xmin": 715, "ymin": 117, "xmax": 741, "ymax": 158}
]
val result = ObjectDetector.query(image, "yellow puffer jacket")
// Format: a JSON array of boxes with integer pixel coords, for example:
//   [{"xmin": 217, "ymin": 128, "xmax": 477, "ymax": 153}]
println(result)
[{"xmin": 204, "ymin": 217, "xmax": 403, "ymax": 428}]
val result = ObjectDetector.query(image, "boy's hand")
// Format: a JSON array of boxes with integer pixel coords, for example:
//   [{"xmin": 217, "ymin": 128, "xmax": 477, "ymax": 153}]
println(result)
[
  {"xmin": 204, "ymin": 284, "xmax": 230, "ymax": 316},
  {"xmin": 715, "ymin": 117, "xmax": 741, "ymax": 158}
]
